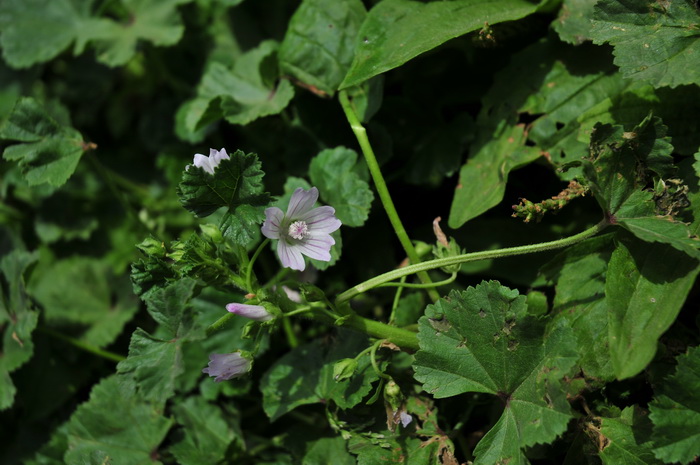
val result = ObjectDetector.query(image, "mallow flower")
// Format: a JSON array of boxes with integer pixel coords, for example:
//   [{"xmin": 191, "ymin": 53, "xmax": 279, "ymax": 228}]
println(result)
[
  {"xmin": 202, "ymin": 351, "xmax": 252, "ymax": 382},
  {"xmin": 187, "ymin": 148, "xmax": 230, "ymax": 175},
  {"xmin": 261, "ymin": 187, "xmax": 341, "ymax": 271},
  {"xmin": 226, "ymin": 303, "xmax": 274, "ymax": 322}
]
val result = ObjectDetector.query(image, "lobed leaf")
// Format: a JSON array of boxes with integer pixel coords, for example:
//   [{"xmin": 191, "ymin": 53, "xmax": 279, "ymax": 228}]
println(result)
[
  {"xmin": 279, "ymin": 0, "xmax": 367, "ymax": 96},
  {"xmin": 414, "ymin": 282, "xmax": 578, "ymax": 462},
  {"xmin": 308, "ymin": 146, "xmax": 374, "ymax": 227},
  {"xmin": 0, "ymin": 97, "xmax": 86, "ymax": 187},
  {"xmin": 590, "ymin": 0, "xmax": 700, "ymax": 88}
]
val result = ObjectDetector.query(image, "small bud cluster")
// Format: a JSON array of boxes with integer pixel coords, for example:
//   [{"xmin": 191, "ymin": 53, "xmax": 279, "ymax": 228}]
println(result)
[{"xmin": 512, "ymin": 180, "xmax": 588, "ymax": 223}]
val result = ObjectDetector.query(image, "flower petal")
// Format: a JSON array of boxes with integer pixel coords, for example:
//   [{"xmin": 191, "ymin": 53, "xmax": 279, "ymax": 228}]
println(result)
[
  {"xmin": 278, "ymin": 240, "xmax": 306, "ymax": 271},
  {"xmin": 296, "ymin": 236, "xmax": 333, "ymax": 262},
  {"xmin": 202, "ymin": 352, "xmax": 252, "ymax": 382},
  {"xmin": 261, "ymin": 207, "xmax": 284, "ymax": 239},
  {"xmin": 286, "ymin": 187, "xmax": 319, "ymax": 219},
  {"xmin": 226, "ymin": 303, "xmax": 273, "ymax": 321},
  {"xmin": 193, "ymin": 153, "xmax": 214, "ymax": 174},
  {"xmin": 299, "ymin": 206, "xmax": 342, "ymax": 234}
]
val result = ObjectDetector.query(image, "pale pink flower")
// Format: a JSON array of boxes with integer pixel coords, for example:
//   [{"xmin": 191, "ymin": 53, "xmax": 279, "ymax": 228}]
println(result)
[
  {"xmin": 261, "ymin": 187, "xmax": 341, "ymax": 271},
  {"xmin": 202, "ymin": 352, "xmax": 252, "ymax": 382},
  {"xmin": 187, "ymin": 148, "xmax": 230, "ymax": 175},
  {"xmin": 226, "ymin": 303, "xmax": 273, "ymax": 322}
]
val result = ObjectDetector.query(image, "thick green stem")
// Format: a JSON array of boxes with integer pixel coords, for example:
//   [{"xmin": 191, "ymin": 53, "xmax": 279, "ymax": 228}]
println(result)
[
  {"xmin": 337, "ymin": 220, "xmax": 608, "ymax": 305},
  {"xmin": 341, "ymin": 314, "xmax": 419, "ymax": 351},
  {"xmin": 339, "ymin": 91, "xmax": 439, "ymax": 303}
]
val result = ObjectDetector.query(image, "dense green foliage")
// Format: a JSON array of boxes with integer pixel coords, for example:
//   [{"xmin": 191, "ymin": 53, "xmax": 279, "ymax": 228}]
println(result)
[{"xmin": 1, "ymin": 0, "xmax": 700, "ymax": 463}]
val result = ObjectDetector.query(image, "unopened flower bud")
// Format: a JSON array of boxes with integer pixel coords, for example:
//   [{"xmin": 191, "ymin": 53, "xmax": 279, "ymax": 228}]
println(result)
[
  {"xmin": 333, "ymin": 358, "xmax": 358, "ymax": 381},
  {"xmin": 226, "ymin": 302, "xmax": 277, "ymax": 322}
]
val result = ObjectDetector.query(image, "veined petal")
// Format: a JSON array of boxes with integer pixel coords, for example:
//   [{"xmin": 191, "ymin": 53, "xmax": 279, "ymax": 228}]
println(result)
[
  {"xmin": 211, "ymin": 148, "xmax": 230, "ymax": 165},
  {"xmin": 193, "ymin": 153, "xmax": 215, "ymax": 174},
  {"xmin": 296, "ymin": 236, "xmax": 333, "ymax": 262},
  {"xmin": 226, "ymin": 303, "xmax": 273, "ymax": 322},
  {"xmin": 278, "ymin": 240, "xmax": 306, "ymax": 271},
  {"xmin": 262, "ymin": 207, "xmax": 285, "ymax": 239},
  {"xmin": 299, "ymin": 206, "xmax": 342, "ymax": 234},
  {"xmin": 202, "ymin": 352, "xmax": 252, "ymax": 382},
  {"xmin": 287, "ymin": 187, "xmax": 319, "ymax": 219}
]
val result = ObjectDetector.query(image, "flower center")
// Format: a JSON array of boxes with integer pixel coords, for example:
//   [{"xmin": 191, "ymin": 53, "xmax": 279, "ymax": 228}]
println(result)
[{"xmin": 288, "ymin": 221, "xmax": 309, "ymax": 240}]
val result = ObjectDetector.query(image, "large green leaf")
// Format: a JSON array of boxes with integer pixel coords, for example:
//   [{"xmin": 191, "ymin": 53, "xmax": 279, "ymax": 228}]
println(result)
[
  {"xmin": 552, "ymin": 0, "xmax": 596, "ymax": 44},
  {"xmin": 606, "ymin": 237, "xmax": 698, "ymax": 379},
  {"xmin": 308, "ymin": 146, "xmax": 374, "ymax": 227},
  {"xmin": 414, "ymin": 282, "xmax": 578, "ymax": 463},
  {"xmin": 0, "ymin": 250, "xmax": 38, "ymax": 410},
  {"xmin": 64, "ymin": 374, "xmax": 173, "ymax": 464},
  {"xmin": 543, "ymin": 234, "xmax": 616, "ymax": 381},
  {"xmin": 0, "ymin": 97, "xmax": 86, "ymax": 187},
  {"xmin": 178, "ymin": 41, "xmax": 294, "ymax": 131},
  {"xmin": 117, "ymin": 279, "xmax": 204, "ymax": 401},
  {"xmin": 649, "ymin": 346, "xmax": 700, "ymax": 464},
  {"xmin": 0, "ymin": 0, "xmax": 191, "ymax": 68},
  {"xmin": 590, "ymin": 0, "xmax": 700, "ymax": 88},
  {"xmin": 261, "ymin": 331, "xmax": 379, "ymax": 421},
  {"xmin": 340, "ymin": 0, "xmax": 544, "ymax": 88},
  {"xmin": 279, "ymin": 0, "xmax": 366, "ymax": 95},
  {"xmin": 178, "ymin": 150, "xmax": 270, "ymax": 246},
  {"xmin": 29, "ymin": 257, "xmax": 138, "ymax": 349}
]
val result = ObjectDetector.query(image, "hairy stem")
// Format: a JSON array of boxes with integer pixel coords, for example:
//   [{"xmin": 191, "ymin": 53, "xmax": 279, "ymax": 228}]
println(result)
[
  {"xmin": 336, "ymin": 220, "xmax": 609, "ymax": 304},
  {"xmin": 339, "ymin": 90, "xmax": 440, "ymax": 303}
]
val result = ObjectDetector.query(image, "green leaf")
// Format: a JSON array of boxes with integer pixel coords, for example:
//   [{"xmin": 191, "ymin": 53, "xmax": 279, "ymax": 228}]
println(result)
[
  {"xmin": 599, "ymin": 406, "xmax": 663, "ymax": 465},
  {"xmin": 177, "ymin": 149, "xmax": 270, "ymax": 246},
  {"xmin": 0, "ymin": 0, "xmax": 191, "ymax": 68},
  {"xmin": 543, "ymin": 234, "xmax": 616, "ymax": 381},
  {"xmin": 414, "ymin": 282, "xmax": 577, "ymax": 462},
  {"xmin": 582, "ymin": 117, "xmax": 700, "ymax": 258},
  {"xmin": 340, "ymin": 0, "xmax": 544, "ymax": 88},
  {"xmin": 0, "ymin": 250, "xmax": 38, "ymax": 410},
  {"xmin": 117, "ymin": 279, "xmax": 203, "ymax": 401},
  {"xmin": 64, "ymin": 374, "xmax": 173, "ymax": 464},
  {"xmin": 448, "ymin": 124, "xmax": 541, "ymax": 228},
  {"xmin": 606, "ymin": 237, "xmax": 699, "ymax": 379},
  {"xmin": 649, "ymin": 346, "xmax": 700, "ymax": 464},
  {"xmin": 169, "ymin": 396, "xmax": 241, "ymax": 465},
  {"xmin": 261, "ymin": 331, "xmax": 379, "ymax": 421},
  {"xmin": 179, "ymin": 41, "xmax": 294, "ymax": 130},
  {"xmin": 29, "ymin": 257, "xmax": 138, "ymax": 349},
  {"xmin": 552, "ymin": 0, "xmax": 596, "ymax": 44},
  {"xmin": 308, "ymin": 146, "xmax": 374, "ymax": 227},
  {"xmin": 349, "ymin": 435, "xmax": 442, "ymax": 465},
  {"xmin": 302, "ymin": 437, "xmax": 356, "ymax": 465},
  {"xmin": 590, "ymin": 0, "xmax": 700, "ymax": 88},
  {"xmin": 279, "ymin": 0, "xmax": 366, "ymax": 96},
  {"xmin": 0, "ymin": 97, "xmax": 86, "ymax": 187}
]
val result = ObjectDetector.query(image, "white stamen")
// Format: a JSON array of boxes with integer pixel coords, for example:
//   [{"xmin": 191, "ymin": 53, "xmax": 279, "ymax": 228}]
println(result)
[{"xmin": 288, "ymin": 221, "xmax": 309, "ymax": 240}]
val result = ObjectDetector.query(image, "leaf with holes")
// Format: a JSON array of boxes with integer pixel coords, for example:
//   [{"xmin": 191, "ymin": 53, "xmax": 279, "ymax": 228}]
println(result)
[{"xmin": 414, "ymin": 281, "xmax": 578, "ymax": 464}]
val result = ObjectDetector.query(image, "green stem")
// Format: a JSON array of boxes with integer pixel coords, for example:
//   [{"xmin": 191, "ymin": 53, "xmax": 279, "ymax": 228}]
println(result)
[
  {"xmin": 246, "ymin": 238, "xmax": 270, "ymax": 292},
  {"xmin": 337, "ymin": 221, "xmax": 608, "ymax": 305},
  {"xmin": 206, "ymin": 312, "xmax": 235, "ymax": 337},
  {"xmin": 389, "ymin": 275, "xmax": 407, "ymax": 324},
  {"xmin": 341, "ymin": 314, "xmax": 419, "ymax": 351},
  {"xmin": 370, "ymin": 339, "xmax": 392, "ymax": 380},
  {"xmin": 282, "ymin": 318, "xmax": 299, "ymax": 348},
  {"xmin": 39, "ymin": 327, "xmax": 125, "ymax": 362},
  {"xmin": 339, "ymin": 90, "xmax": 439, "ymax": 303},
  {"xmin": 377, "ymin": 273, "xmax": 457, "ymax": 289}
]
